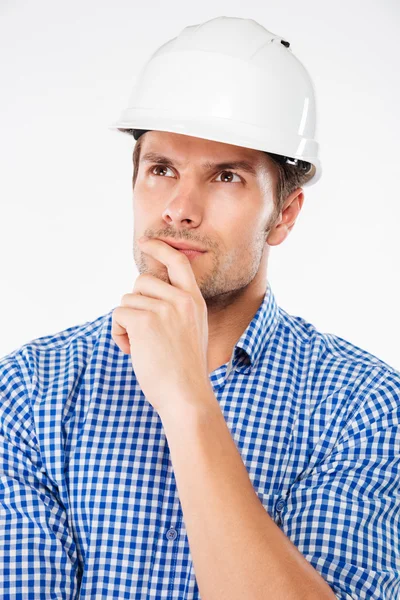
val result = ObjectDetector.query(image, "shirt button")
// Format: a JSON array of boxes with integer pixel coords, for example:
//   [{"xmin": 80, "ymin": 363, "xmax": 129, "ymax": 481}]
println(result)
[
  {"xmin": 166, "ymin": 527, "xmax": 178, "ymax": 540},
  {"xmin": 276, "ymin": 499, "xmax": 285, "ymax": 512}
]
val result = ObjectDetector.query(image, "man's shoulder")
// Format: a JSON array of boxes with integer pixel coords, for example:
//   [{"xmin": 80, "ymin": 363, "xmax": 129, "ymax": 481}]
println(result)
[
  {"xmin": 0, "ymin": 308, "xmax": 114, "ymax": 385},
  {"xmin": 278, "ymin": 306, "xmax": 400, "ymax": 386}
]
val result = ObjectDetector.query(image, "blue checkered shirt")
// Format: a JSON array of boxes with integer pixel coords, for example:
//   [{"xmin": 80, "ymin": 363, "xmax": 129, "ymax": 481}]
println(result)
[{"xmin": 1, "ymin": 281, "xmax": 399, "ymax": 599}]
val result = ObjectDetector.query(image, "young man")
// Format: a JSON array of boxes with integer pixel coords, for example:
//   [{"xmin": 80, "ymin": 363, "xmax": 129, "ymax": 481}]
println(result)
[{"xmin": 1, "ymin": 16, "xmax": 399, "ymax": 600}]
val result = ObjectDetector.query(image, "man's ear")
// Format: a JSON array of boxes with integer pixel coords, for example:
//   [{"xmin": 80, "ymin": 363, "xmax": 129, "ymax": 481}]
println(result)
[{"xmin": 266, "ymin": 188, "xmax": 305, "ymax": 247}]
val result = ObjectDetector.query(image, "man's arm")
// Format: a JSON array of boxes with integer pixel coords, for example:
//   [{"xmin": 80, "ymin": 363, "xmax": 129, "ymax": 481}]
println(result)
[
  {"xmin": 0, "ymin": 355, "xmax": 82, "ymax": 599},
  {"xmin": 159, "ymin": 383, "xmax": 337, "ymax": 600}
]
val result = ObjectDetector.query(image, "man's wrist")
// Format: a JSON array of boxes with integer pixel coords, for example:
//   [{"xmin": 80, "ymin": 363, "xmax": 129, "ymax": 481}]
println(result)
[{"xmin": 158, "ymin": 380, "xmax": 220, "ymax": 428}]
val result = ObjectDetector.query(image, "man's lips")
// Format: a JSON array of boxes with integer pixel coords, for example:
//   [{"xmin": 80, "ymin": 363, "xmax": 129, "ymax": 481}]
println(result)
[{"xmin": 157, "ymin": 239, "xmax": 207, "ymax": 252}]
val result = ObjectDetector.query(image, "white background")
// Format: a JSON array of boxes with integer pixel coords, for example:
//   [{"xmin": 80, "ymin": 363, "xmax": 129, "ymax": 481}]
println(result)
[{"xmin": 1, "ymin": 0, "xmax": 399, "ymax": 370}]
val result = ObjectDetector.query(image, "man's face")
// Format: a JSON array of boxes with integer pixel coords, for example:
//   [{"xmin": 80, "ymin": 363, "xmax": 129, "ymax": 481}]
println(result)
[{"xmin": 132, "ymin": 131, "xmax": 278, "ymax": 302}]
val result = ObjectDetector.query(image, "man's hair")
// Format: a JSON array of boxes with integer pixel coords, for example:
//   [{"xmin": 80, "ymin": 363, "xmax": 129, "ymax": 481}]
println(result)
[{"xmin": 130, "ymin": 131, "xmax": 314, "ymax": 221}]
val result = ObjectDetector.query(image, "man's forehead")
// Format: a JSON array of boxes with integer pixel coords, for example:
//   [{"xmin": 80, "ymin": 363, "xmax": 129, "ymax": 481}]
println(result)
[{"xmin": 140, "ymin": 132, "xmax": 266, "ymax": 173}]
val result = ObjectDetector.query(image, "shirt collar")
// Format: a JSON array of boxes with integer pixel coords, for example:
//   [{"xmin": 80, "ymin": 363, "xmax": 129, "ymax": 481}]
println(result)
[{"xmin": 228, "ymin": 280, "xmax": 280, "ymax": 375}]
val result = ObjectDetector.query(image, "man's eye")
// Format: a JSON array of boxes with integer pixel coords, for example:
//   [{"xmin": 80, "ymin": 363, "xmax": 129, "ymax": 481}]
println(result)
[
  {"xmin": 150, "ymin": 165, "xmax": 174, "ymax": 177},
  {"xmin": 214, "ymin": 170, "xmax": 242, "ymax": 183}
]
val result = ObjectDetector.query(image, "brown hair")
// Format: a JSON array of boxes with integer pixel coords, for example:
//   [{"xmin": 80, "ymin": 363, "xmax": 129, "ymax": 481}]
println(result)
[{"xmin": 128, "ymin": 130, "xmax": 314, "ymax": 222}]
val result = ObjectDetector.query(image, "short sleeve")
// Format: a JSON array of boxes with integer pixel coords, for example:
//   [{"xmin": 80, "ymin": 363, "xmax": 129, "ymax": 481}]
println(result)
[
  {"xmin": 0, "ymin": 354, "xmax": 82, "ymax": 598},
  {"xmin": 280, "ymin": 368, "xmax": 400, "ymax": 600}
]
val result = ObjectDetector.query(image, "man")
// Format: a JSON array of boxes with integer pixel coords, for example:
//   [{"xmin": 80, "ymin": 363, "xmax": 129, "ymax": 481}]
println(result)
[{"xmin": 1, "ymin": 16, "xmax": 399, "ymax": 600}]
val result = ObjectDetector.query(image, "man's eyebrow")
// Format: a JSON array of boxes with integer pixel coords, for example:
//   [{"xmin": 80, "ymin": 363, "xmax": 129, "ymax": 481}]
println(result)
[{"xmin": 140, "ymin": 152, "xmax": 258, "ymax": 177}]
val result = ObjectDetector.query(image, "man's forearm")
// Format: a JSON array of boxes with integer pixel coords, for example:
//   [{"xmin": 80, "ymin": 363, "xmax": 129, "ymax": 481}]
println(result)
[{"xmin": 159, "ymin": 384, "xmax": 337, "ymax": 600}]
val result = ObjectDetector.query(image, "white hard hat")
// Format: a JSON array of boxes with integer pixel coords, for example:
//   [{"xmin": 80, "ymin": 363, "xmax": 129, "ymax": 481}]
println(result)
[{"xmin": 109, "ymin": 16, "xmax": 322, "ymax": 186}]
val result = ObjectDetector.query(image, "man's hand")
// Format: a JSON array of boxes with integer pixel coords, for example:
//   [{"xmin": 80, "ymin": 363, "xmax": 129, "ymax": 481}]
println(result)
[{"xmin": 111, "ymin": 237, "xmax": 212, "ymax": 416}]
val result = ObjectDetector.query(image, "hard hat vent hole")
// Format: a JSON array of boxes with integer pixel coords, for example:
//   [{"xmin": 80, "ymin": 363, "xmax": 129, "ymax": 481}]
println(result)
[{"xmin": 280, "ymin": 40, "xmax": 290, "ymax": 48}]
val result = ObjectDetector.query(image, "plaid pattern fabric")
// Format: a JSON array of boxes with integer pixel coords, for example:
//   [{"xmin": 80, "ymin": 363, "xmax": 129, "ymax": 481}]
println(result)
[{"xmin": 1, "ymin": 280, "xmax": 399, "ymax": 599}]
